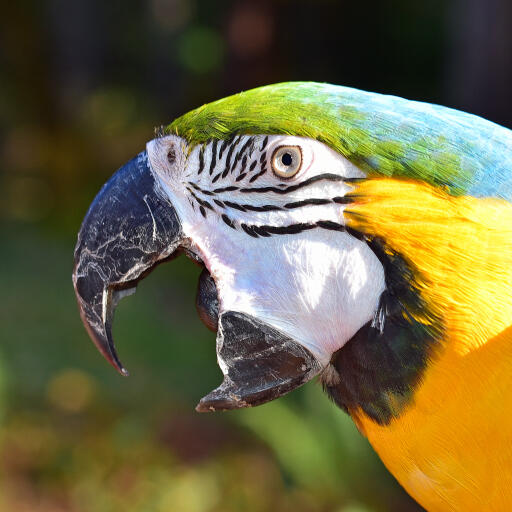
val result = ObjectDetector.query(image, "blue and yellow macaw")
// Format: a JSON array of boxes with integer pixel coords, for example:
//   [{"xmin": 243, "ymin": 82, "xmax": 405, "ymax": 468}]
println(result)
[{"xmin": 73, "ymin": 82, "xmax": 512, "ymax": 510}]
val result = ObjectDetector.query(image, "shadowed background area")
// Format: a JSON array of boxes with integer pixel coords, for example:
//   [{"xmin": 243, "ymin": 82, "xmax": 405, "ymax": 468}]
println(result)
[{"xmin": 0, "ymin": 1, "xmax": 511, "ymax": 511}]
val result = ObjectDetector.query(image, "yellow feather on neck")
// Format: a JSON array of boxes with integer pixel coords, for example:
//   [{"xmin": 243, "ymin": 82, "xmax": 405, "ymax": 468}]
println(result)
[
  {"xmin": 345, "ymin": 178, "xmax": 512, "ymax": 356},
  {"xmin": 344, "ymin": 179, "xmax": 512, "ymax": 510}
]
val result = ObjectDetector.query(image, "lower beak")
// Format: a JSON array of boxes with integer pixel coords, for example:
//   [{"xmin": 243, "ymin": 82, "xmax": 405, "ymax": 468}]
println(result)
[
  {"xmin": 73, "ymin": 150, "xmax": 321, "ymax": 409},
  {"xmin": 196, "ymin": 310, "xmax": 321, "ymax": 412}
]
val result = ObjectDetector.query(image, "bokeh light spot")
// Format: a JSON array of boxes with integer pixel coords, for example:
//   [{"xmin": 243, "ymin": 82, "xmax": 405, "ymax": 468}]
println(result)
[
  {"xmin": 177, "ymin": 26, "xmax": 224, "ymax": 74},
  {"xmin": 81, "ymin": 88, "xmax": 139, "ymax": 135},
  {"xmin": 151, "ymin": 0, "xmax": 194, "ymax": 32},
  {"xmin": 46, "ymin": 368, "xmax": 96, "ymax": 413},
  {"xmin": 228, "ymin": 2, "xmax": 274, "ymax": 59},
  {"xmin": 2, "ymin": 175, "xmax": 53, "ymax": 222}
]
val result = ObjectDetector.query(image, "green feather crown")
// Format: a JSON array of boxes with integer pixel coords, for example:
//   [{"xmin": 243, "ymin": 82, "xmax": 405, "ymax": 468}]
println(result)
[{"xmin": 166, "ymin": 82, "xmax": 512, "ymax": 199}]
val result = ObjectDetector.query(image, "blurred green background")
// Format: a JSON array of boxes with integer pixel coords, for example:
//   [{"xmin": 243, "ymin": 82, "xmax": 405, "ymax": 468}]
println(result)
[{"xmin": 1, "ymin": 1, "xmax": 511, "ymax": 511}]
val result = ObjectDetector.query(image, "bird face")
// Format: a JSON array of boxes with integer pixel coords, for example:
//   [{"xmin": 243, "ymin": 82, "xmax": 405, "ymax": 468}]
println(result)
[{"xmin": 73, "ymin": 132, "xmax": 385, "ymax": 411}]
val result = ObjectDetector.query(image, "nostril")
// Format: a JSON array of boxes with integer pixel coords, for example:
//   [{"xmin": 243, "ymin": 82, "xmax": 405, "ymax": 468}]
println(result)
[
  {"xmin": 167, "ymin": 146, "xmax": 176, "ymax": 165},
  {"xmin": 196, "ymin": 268, "xmax": 219, "ymax": 332}
]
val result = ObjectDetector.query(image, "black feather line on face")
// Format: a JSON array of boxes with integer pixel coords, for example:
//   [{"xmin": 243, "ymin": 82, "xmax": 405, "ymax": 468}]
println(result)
[
  {"xmin": 238, "ymin": 155, "xmax": 248, "ymax": 176},
  {"xmin": 223, "ymin": 201, "xmax": 247, "ymax": 212},
  {"xmin": 221, "ymin": 214, "xmax": 236, "ymax": 229},
  {"xmin": 284, "ymin": 198, "xmax": 331, "ymax": 209},
  {"xmin": 209, "ymin": 140, "xmax": 218, "ymax": 175},
  {"xmin": 241, "ymin": 223, "xmax": 259, "ymax": 237},
  {"xmin": 218, "ymin": 134, "xmax": 236, "ymax": 161},
  {"xmin": 239, "ymin": 174, "xmax": 344, "ymax": 194},
  {"xmin": 198, "ymin": 146, "xmax": 205, "ymax": 175},
  {"xmin": 222, "ymin": 141, "xmax": 238, "ymax": 178},
  {"xmin": 315, "ymin": 220, "xmax": 345, "ymax": 231},
  {"xmin": 188, "ymin": 188, "xmax": 214, "ymax": 211},
  {"xmin": 230, "ymin": 150, "xmax": 242, "ymax": 175},
  {"xmin": 236, "ymin": 203, "xmax": 282, "ymax": 212},
  {"xmin": 240, "ymin": 221, "xmax": 345, "ymax": 236},
  {"xmin": 332, "ymin": 196, "xmax": 353, "ymax": 205},
  {"xmin": 218, "ymin": 140, "xmax": 229, "ymax": 161},
  {"xmin": 249, "ymin": 164, "xmax": 267, "ymax": 183},
  {"xmin": 213, "ymin": 185, "xmax": 238, "ymax": 193},
  {"xmin": 231, "ymin": 138, "xmax": 254, "ymax": 174}
]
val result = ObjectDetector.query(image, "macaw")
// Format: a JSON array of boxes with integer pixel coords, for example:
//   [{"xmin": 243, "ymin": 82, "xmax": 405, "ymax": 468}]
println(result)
[{"xmin": 72, "ymin": 82, "xmax": 512, "ymax": 510}]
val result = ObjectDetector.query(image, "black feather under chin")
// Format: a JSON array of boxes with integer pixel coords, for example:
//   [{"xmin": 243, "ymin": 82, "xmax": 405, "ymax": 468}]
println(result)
[{"xmin": 323, "ymin": 236, "xmax": 442, "ymax": 426}]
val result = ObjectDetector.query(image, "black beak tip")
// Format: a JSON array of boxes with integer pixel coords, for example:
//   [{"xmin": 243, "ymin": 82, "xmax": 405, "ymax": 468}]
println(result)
[
  {"xmin": 195, "ymin": 388, "xmax": 250, "ymax": 413},
  {"xmin": 109, "ymin": 352, "xmax": 130, "ymax": 377},
  {"xmin": 77, "ymin": 304, "xmax": 130, "ymax": 377},
  {"xmin": 90, "ymin": 331, "xmax": 130, "ymax": 377},
  {"xmin": 195, "ymin": 401, "xmax": 217, "ymax": 413}
]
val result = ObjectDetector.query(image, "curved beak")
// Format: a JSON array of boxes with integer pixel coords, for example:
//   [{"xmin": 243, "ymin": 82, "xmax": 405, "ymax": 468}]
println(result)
[{"xmin": 72, "ymin": 151, "xmax": 183, "ymax": 375}]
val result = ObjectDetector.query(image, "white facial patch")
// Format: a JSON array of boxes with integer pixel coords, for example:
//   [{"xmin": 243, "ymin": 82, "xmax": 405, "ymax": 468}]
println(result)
[{"xmin": 147, "ymin": 134, "xmax": 385, "ymax": 366}]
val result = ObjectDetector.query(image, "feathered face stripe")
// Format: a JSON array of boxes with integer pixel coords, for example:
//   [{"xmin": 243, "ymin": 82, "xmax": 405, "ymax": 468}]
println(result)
[{"xmin": 179, "ymin": 135, "xmax": 356, "ymax": 237}]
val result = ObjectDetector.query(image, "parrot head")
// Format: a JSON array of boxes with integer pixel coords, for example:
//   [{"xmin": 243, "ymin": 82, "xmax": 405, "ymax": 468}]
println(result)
[{"xmin": 72, "ymin": 82, "xmax": 512, "ymax": 421}]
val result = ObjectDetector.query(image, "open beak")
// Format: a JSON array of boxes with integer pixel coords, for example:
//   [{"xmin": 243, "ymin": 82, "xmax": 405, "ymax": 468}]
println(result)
[{"xmin": 73, "ymin": 150, "xmax": 321, "ymax": 410}]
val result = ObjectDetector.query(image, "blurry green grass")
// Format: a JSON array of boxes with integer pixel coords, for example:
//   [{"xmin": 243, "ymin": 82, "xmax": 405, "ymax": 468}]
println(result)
[{"xmin": 0, "ymin": 223, "xmax": 421, "ymax": 511}]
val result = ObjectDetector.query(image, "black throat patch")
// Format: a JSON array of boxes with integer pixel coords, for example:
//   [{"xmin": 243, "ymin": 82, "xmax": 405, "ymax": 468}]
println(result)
[{"xmin": 323, "ymin": 235, "xmax": 443, "ymax": 426}]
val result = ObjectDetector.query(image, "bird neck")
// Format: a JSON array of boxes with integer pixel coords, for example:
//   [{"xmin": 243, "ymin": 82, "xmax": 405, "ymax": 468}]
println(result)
[
  {"xmin": 346, "ymin": 178, "xmax": 512, "ymax": 355},
  {"xmin": 325, "ymin": 178, "xmax": 512, "ymax": 425}
]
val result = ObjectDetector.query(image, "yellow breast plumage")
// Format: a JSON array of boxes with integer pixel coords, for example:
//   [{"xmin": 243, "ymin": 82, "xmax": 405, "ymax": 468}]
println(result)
[{"xmin": 345, "ymin": 179, "xmax": 512, "ymax": 510}]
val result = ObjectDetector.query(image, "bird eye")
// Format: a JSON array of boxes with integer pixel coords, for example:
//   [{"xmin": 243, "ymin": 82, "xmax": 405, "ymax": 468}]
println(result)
[{"xmin": 271, "ymin": 146, "xmax": 302, "ymax": 178}]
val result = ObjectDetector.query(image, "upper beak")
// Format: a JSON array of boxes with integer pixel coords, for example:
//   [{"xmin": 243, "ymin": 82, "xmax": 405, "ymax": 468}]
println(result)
[
  {"xmin": 73, "ymin": 149, "xmax": 321, "ymax": 409},
  {"xmin": 72, "ymin": 151, "xmax": 183, "ymax": 375}
]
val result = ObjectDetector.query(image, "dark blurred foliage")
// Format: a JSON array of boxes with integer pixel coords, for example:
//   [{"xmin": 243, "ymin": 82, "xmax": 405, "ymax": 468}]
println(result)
[{"xmin": 0, "ymin": 1, "xmax": 510, "ymax": 511}]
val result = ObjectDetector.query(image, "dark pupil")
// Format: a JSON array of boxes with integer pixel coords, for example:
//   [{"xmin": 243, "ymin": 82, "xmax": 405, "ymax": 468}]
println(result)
[{"xmin": 281, "ymin": 152, "xmax": 293, "ymax": 166}]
